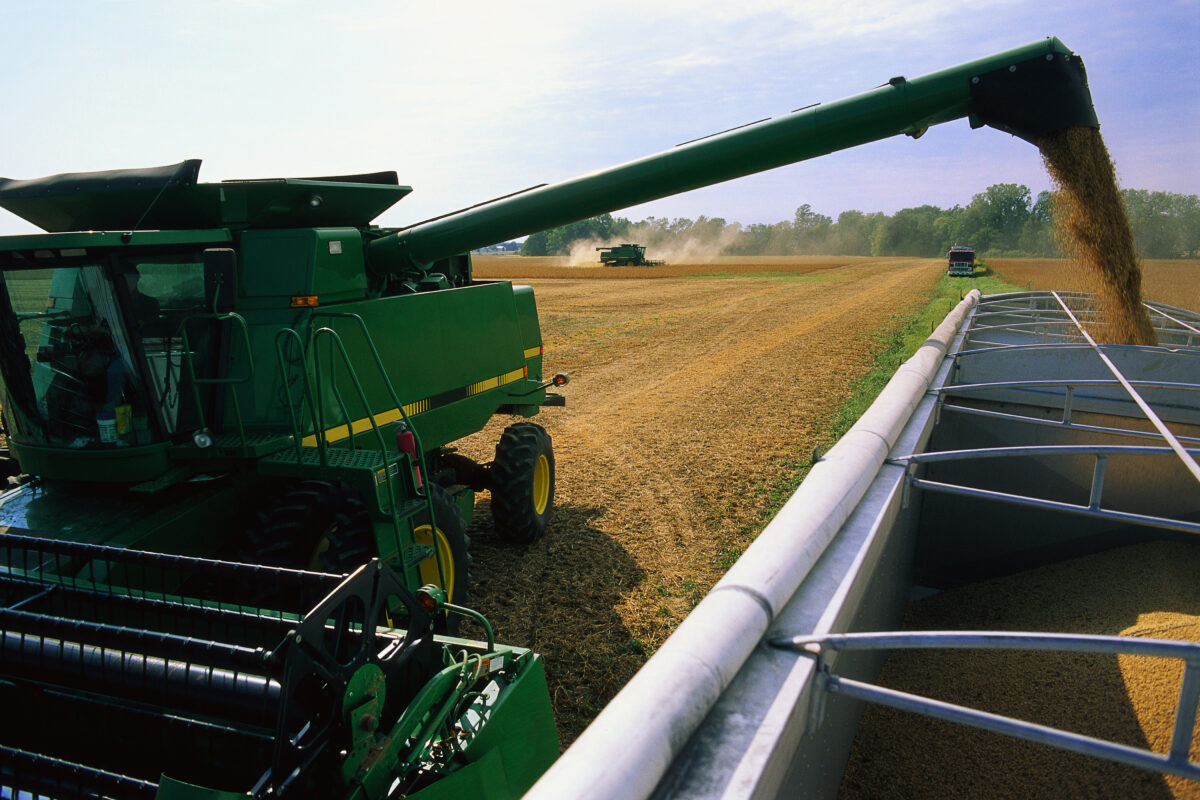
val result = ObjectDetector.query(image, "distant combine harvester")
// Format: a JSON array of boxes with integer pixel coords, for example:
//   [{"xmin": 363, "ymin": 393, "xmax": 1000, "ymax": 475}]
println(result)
[{"xmin": 597, "ymin": 243, "xmax": 664, "ymax": 267}]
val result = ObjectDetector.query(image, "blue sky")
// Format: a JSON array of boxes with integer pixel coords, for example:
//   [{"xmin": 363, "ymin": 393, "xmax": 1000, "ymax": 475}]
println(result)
[{"xmin": 2, "ymin": 0, "xmax": 1197, "ymax": 236}]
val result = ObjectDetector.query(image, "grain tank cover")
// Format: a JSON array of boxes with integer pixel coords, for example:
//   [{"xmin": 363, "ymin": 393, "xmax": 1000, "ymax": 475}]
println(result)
[{"xmin": 0, "ymin": 159, "xmax": 411, "ymax": 232}]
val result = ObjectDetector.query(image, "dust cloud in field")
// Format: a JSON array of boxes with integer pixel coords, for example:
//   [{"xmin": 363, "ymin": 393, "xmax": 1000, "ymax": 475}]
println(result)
[
  {"xmin": 1038, "ymin": 126, "xmax": 1158, "ymax": 345},
  {"xmin": 566, "ymin": 226, "xmax": 743, "ymax": 266}
]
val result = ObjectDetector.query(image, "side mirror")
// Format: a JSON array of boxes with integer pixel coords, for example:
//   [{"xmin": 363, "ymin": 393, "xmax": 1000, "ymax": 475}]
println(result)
[{"xmin": 203, "ymin": 248, "xmax": 238, "ymax": 313}]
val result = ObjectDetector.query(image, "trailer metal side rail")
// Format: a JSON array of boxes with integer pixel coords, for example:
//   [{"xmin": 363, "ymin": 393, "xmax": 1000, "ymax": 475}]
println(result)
[
  {"xmin": 963, "ymin": 324, "xmax": 1200, "ymax": 350},
  {"xmin": 965, "ymin": 292, "xmax": 1200, "ymax": 350},
  {"xmin": 937, "ymin": 401, "xmax": 1200, "ymax": 446},
  {"xmin": 1150, "ymin": 305, "xmax": 1200, "ymax": 342},
  {"xmin": 952, "ymin": 341, "xmax": 1200, "ymax": 359},
  {"xmin": 1049, "ymin": 291, "xmax": 1200, "ymax": 482},
  {"xmin": 770, "ymin": 630, "xmax": 1200, "ymax": 781},
  {"xmin": 934, "ymin": 377, "xmax": 1200, "ymax": 425},
  {"xmin": 893, "ymin": 444, "xmax": 1200, "ymax": 535}
]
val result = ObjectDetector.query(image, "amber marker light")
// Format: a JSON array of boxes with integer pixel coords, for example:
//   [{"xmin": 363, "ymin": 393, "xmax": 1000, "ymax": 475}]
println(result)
[
  {"xmin": 290, "ymin": 295, "xmax": 319, "ymax": 308},
  {"xmin": 416, "ymin": 585, "xmax": 445, "ymax": 613}
]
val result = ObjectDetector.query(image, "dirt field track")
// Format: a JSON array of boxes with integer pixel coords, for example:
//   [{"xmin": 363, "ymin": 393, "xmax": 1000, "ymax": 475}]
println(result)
[{"xmin": 462, "ymin": 255, "xmax": 939, "ymax": 742}]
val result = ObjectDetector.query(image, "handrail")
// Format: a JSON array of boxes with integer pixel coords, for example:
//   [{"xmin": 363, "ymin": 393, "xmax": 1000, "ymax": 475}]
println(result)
[
  {"xmin": 178, "ymin": 311, "xmax": 254, "ymax": 449},
  {"xmin": 770, "ymin": 630, "xmax": 1200, "ymax": 781},
  {"xmin": 308, "ymin": 311, "xmax": 436, "ymax": 495},
  {"xmin": 303, "ymin": 315, "xmax": 445, "ymax": 592},
  {"xmin": 272, "ymin": 328, "xmax": 317, "ymax": 464}
]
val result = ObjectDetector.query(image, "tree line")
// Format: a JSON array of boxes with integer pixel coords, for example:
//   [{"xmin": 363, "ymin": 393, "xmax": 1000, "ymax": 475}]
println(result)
[{"xmin": 518, "ymin": 185, "xmax": 1200, "ymax": 259}]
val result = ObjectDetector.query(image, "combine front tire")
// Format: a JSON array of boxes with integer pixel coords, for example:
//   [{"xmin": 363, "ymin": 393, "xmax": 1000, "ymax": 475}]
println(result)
[
  {"xmin": 416, "ymin": 485, "xmax": 471, "ymax": 606},
  {"xmin": 415, "ymin": 484, "xmax": 471, "ymax": 632},
  {"xmin": 491, "ymin": 422, "xmax": 555, "ymax": 544},
  {"xmin": 245, "ymin": 480, "xmax": 375, "ymax": 573}
]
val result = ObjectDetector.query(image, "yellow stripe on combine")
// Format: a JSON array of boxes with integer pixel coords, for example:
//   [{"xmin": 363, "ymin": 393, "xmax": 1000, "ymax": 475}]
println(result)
[
  {"xmin": 300, "ymin": 368, "xmax": 526, "ymax": 446},
  {"xmin": 524, "ymin": 346, "xmax": 542, "ymax": 359},
  {"xmin": 467, "ymin": 367, "xmax": 527, "ymax": 397}
]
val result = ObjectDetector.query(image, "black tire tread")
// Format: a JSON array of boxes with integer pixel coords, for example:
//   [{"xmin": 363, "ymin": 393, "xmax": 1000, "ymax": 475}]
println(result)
[{"xmin": 491, "ymin": 422, "xmax": 554, "ymax": 544}]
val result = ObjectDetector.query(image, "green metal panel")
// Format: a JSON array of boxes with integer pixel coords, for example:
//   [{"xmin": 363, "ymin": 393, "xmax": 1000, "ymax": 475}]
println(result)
[
  {"xmin": 0, "ymin": 477, "xmax": 247, "ymax": 554},
  {"xmin": 512, "ymin": 284, "xmax": 545, "ymax": 381},
  {"xmin": 0, "ymin": 159, "xmax": 411, "ymax": 233},
  {"xmin": 312, "ymin": 228, "xmax": 369, "ymax": 300},
  {"xmin": 9, "ymin": 440, "xmax": 172, "ymax": 483},
  {"xmin": 404, "ymin": 655, "xmax": 559, "ymax": 800},
  {"xmin": 0, "ymin": 229, "xmax": 232, "ymax": 261},
  {"xmin": 297, "ymin": 282, "xmax": 530, "ymax": 441},
  {"xmin": 239, "ymin": 229, "xmax": 317, "ymax": 297},
  {"xmin": 237, "ymin": 227, "xmax": 368, "ymax": 302}
]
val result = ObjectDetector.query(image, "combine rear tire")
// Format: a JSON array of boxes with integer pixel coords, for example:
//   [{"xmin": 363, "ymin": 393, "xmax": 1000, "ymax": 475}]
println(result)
[{"xmin": 491, "ymin": 422, "xmax": 555, "ymax": 544}]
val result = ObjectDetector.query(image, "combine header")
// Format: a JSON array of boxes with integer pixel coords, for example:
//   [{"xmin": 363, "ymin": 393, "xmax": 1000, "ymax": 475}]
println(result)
[
  {"xmin": 0, "ymin": 534, "xmax": 556, "ymax": 798},
  {"xmin": 0, "ymin": 35, "xmax": 1107, "ymax": 798}
]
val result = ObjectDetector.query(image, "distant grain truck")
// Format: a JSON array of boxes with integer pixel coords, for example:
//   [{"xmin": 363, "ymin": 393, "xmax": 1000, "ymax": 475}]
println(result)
[
  {"xmin": 597, "ymin": 244, "xmax": 664, "ymax": 266},
  {"xmin": 948, "ymin": 245, "xmax": 976, "ymax": 276}
]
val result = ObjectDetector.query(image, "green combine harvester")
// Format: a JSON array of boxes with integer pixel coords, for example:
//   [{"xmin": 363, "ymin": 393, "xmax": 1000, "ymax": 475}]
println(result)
[
  {"xmin": 596, "ymin": 244, "xmax": 663, "ymax": 266},
  {"xmin": 0, "ymin": 36, "xmax": 1099, "ymax": 799}
]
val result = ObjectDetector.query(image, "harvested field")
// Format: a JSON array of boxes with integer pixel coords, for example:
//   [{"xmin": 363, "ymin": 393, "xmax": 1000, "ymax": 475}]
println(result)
[
  {"xmin": 457, "ymin": 255, "xmax": 940, "ymax": 743},
  {"xmin": 989, "ymin": 258, "xmax": 1200, "ymax": 313},
  {"xmin": 473, "ymin": 253, "xmax": 885, "ymax": 280}
]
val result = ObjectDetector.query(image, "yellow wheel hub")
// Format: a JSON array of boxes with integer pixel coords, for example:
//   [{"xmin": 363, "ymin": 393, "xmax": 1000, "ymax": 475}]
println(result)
[
  {"xmin": 306, "ymin": 524, "xmax": 336, "ymax": 572},
  {"xmin": 415, "ymin": 524, "xmax": 456, "ymax": 601},
  {"xmin": 533, "ymin": 453, "xmax": 550, "ymax": 516}
]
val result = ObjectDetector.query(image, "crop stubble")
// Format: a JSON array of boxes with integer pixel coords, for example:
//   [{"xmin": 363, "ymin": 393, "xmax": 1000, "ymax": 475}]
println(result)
[{"xmin": 459, "ymin": 256, "xmax": 940, "ymax": 743}]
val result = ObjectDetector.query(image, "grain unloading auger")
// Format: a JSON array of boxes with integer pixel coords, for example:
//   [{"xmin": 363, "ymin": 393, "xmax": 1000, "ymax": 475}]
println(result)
[{"xmin": 0, "ymin": 37, "xmax": 1099, "ymax": 799}]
